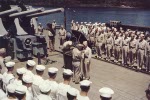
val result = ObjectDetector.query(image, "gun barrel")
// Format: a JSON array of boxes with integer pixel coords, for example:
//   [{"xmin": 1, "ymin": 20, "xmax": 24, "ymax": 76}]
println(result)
[
  {"xmin": 0, "ymin": 7, "xmax": 21, "ymax": 17},
  {"xmin": 9, "ymin": 7, "xmax": 45, "ymax": 18},
  {"xmin": 26, "ymin": 8, "xmax": 64, "ymax": 18}
]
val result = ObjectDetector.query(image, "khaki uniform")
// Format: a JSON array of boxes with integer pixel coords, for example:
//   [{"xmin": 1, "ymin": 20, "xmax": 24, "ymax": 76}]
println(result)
[
  {"xmin": 129, "ymin": 38, "xmax": 137, "ymax": 66},
  {"xmin": 106, "ymin": 35, "xmax": 114, "ymax": 60},
  {"xmin": 89, "ymin": 29, "xmax": 95, "ymax": 43},
  {"xmin": 145, "ymin": 41, "xmax": 150, "ymax": 71},
  {"xmin": 58, "ymin": 29, "xmax": 66, "ymax": 46},
  {"xmin": 137, "ymin": 39, "xmax": 147, "ymax": 69},
  {"xmin": 122, "ymin": 37, "xmax": 130, "ymax": 65},
  {"xmin": 72, "ymin": 48, "xmax": 84, "ymax": 83},
  {"xmin": 83, "ymin": 47, "xmax": 92, "ymax": 80},
  {"xmin": 96, "ymin": 33, "xmax": 105, "ymax": 57},
  {"xmin": 114, "ymin": 37, "xmax": 122, "ymax": 62}
]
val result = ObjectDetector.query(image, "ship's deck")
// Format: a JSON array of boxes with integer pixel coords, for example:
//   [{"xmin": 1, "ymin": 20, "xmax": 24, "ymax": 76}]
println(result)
[{"xmin": 12, "ymin": 30, "xmax": 150, "ymax": 100}]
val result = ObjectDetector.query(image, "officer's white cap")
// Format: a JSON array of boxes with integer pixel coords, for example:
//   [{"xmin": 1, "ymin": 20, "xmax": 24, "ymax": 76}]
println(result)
[
  {"xmin": 17, "ymin": 67, "xmax": 27, "ymax": 75},
  {"xmin": 7, "ymin": 84, "xmax": 17, "ymax": 93},
  {"xmin": 5, "ymin": 62, "xmax": 15, "ymax": 68},
  {"xmin": 36, "ymin": 65, "xmax": 46, "ymax": 71},
  {"xmin": 99, "ymin": 87, "xmax": 114, "ymax": 98},
  {"xmin": 27, "ymin": 60, "xmax": 36, "ymax": 66},
  {"xmin": 15, "ymin": 85, "xmax": 27, "ymax": 94},
  {"xmin": 80, "ymin": 80, "xmax": 92, "ymax": 86},
  {"xmin": 48, "ymin": 67, "xmax": 58, "ymax": 74},
  {"xmin": 63, "ymin": 69, "xmax": 73, "ymax": 76},
  {"xmin": 67, "ymin": 87, "xmax": 79, "ymax": 96},
  {"xmin": 22, "ymin": 74, "xmax": 33, "ymax": 83},
  {"xmin": 39, "ymin": 81, "xmax": 51, "ymax": 93}
]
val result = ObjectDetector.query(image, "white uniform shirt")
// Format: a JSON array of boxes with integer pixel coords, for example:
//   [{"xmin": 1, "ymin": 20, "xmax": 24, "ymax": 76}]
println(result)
[
  {"xmin": 25, "ymin": 70, "xmax": 35, "ymax": 78},
  {"xmin": 13, "ymin": 79, "xmax": 22, "ymax": 86},
  {"xmin": 45, "ymin": 80, "xmax": 58, "ymax": 100},
  {"xmin": 26, "ymin": 88, "xmax": 33, "ymax": 100},
  {"xmin": 2, "ymin": 73, "xmax": 15, "ymax": 91},
  {"xmin": 37, "ymin": 94, "xmax": 52, "ymax": 100},
  {"xmin": 0, "ymin": 89, "xmax": 7, "ymax": 100},
  {"xmin": 77, "ymin": 94, "xmax": 90, "ymax": 100},
  {"xmin": 32, "ymin": 75, "xmax": 44, "ymax": 99},
  {"xmin": 56, "ymin": 82, "xmax": 71, "ymax": 100}
]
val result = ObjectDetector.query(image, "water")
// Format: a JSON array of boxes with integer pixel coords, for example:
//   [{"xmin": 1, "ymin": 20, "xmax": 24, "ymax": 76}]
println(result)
[{"xmin": 37, "ymin": 7, "xmax": 150, "ymax": 31}]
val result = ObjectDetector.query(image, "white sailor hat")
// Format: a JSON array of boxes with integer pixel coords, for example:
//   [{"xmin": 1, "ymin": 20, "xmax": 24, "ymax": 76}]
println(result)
[
  {"xmin": 81, "ymin": 22, "xmax": 83, "ymax": 24},
  {"xmin": 63, "ymin": 69, "xmax": 73, "ymax": 76},
  {"xmin": 99, "ymin": 87, "xmax": 114, "ymax": 98},
  {"xmin": 48, "ymin": 67, "xmax": 58, "ymax": 74},
  {"xmin": 7, "ymin": 84, "xmax": 17, "ymax": 93},
  {"xmin": 39, "ymin": 81, "xmax": 51, "ymax": 93},
  {"xmin": 67, "ymin": 87, "xmax": 79, "ymax": 96},
  {"xmin": 27, "ymin": 60, "xmax": 36, "ymax": 67},
  {"xmin": 17, "ymin": 67, "xmax": 27, "ymax": 75},
  {"xmin": 5, "ymin": 62, "xmax": 15, "ymax": 68},
  {"xmin": 68, "ymin": 41, "xmax": 73, "ymax": 46},
  {"xmin": 116, "ymin": 32, "xmax": 119, "ymax": 35},
  {"xmin": 15, "ymin": 85, "xmax": 27, "ymax": 94},
  {"xmin": 84, "ymin": 22, "xmax": 87, "ymax": 24},
  {"xmin": 80, "ymin": 80, "xmax": 92, "ymax": 86},
  {"xmin": 22, "ymin": 74, "xmax": 33, "ymax": 83},
  {"xmin": 36, "ymin": 65, "xmax": 46, "ymax": 71},
  {"xmin": 76, "ymin": 22, "xmax": 78, "ymax": 24}
]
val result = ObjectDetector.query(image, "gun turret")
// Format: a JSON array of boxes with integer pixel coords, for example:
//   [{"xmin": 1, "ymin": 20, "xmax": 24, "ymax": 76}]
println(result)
[
  {"xmin": 9, "ymin": 7, "xmax": 45, "ymax": 18},
  {"xmin": 0, "ymin": 7, "xmax": 21, "ymax": 17},
  {"xmin": 26, "ymin": 8, "xmax": 64, "ymax": 18}
]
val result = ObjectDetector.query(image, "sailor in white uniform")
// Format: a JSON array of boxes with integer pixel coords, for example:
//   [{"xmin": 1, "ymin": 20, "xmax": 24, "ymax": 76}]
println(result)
[
  {"xmin": 14, "ymin": 67, "xmax": 27, "ymax": 86},
  {"xmin": 0, "ymin": 48, "xmax": 7, "ymax": 74},
  {"xmin": 24, "ymin": 60, "xmax": 36, "ymax": 78},
  {"xmin": 32, "ymin": 65, "xmax": 45, "ymax": 100},
  {"xmin": 45, "ymin": 67, "xmax": 59, "ymax": 100},
  {"xmin": 77, "ymin": 80, "xmax": 92, "ymax": 100},
  {"xmin": 22, "ymin": 74, "xmax": 34, "ymax": 100},
  {"xmin": 2, "ymin": 84, "xmax": 17, "ymax": 100},
  {"xmin": 0, "ymin": 74, "xmax": 7, "ymax": 100},
  {"xmin": 67, "ymin": 87, "xmax": 79, "ymax": 100},
  {"xmin": 15, "ymin": 85, "xmax": 27, "ymax": 100},
  {"xmin": 99, "ymin": 87, "xmax": 114, "ymax": 100},
  {"xmin": 56, "ymin": 69, "xmax": 73, "ymax": 100},
  {"xmin": 2, "ymin": 62, "xmax": 15, "ymax": 92},
  {"xmin": 37, "ymin": 81, "xmax": 52, "ymax": 100}
]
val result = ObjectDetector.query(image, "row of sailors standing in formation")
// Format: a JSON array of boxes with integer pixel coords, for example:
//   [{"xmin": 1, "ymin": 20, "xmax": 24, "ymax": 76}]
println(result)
[
  {"xmin": 71, "ymin": 21, "xmax": 150, "ymax": 72},
  {"xmin": 0, "ymin": 49, "xmax": 114, "ymax": 100}
]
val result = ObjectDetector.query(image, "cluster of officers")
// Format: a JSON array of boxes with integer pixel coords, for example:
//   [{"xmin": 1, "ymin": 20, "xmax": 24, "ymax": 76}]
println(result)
[
  {"xmin": 71, "ymin": 21, "xmax": 150, "ymax": 72},
  {"xmin": 0, "ymin": 48, "xmax": 114, "ymax": 100}
]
